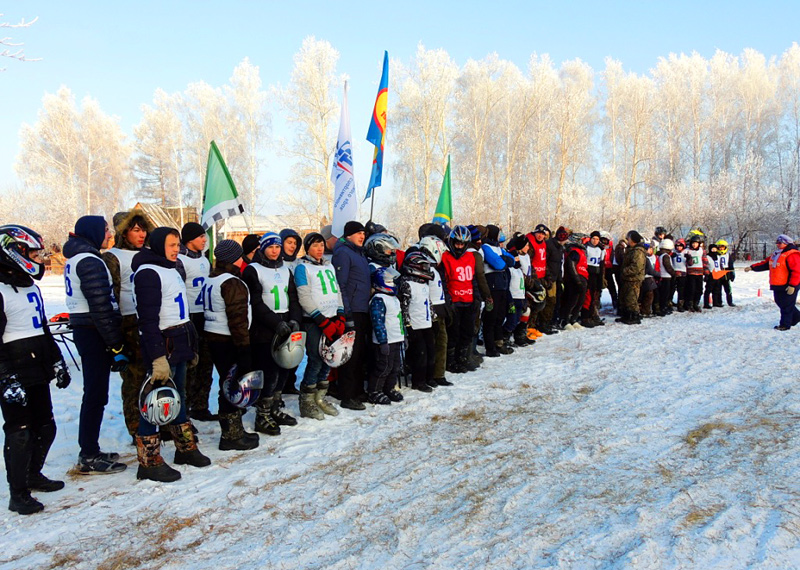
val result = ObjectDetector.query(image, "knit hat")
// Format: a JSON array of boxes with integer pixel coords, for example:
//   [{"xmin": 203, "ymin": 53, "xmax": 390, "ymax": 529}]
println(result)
[
  {"xmin": 181, "ymin": 222, "xmax": 205, "ymax": 244},
  {"xmin": 321, "ymin": 225, "xmax": 335, "ymax": 241},
  {"xmin": 214, "ymin": 239, "xmax": 243, "ymax": 265},
  {"xmin": 555, "ymin": 226, "xmax": 570, "ymax": 241},
  {"xmin": 590, "ymin": 230, "xmax": 601, "ymax": 239},
  {"xmin": 303, "ymin": 232, "xmax": 325, "ymax": 252},
  {"xmin": 533, "ymin": 224, "xmax": 550, "ymax": 235},
  {"xmin": 626, "ymin": 230, "xmax": 643, "ymax": 244},
  {"xmin": 777, "ymin": 234, "xmax": 794, "ymax": 245},
  {"xmin": 418, "ymin": 223, "xmax": 448, "ymax": 241},
  {"xmin": 259, "ymin": 231, "xmax": 282, "ymax": 251},
  {"xmin": 242, "ymin": 234, "xmax": 260, "ymax": 256},
  {"xmin": 343, "ymin": 221, "xmax": 366, "ymax": 237}
]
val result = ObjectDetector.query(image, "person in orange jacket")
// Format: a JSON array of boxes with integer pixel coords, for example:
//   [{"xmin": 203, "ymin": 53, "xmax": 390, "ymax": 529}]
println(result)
[{"xmin": 745, "ymin": 234, "xmax": 800, "ymax": 330}]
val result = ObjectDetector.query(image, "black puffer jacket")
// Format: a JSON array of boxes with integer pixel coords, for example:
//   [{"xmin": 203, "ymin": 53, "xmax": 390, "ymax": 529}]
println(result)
[
  {"xmin": 545, "ymin": 238, "xmax": 565, "ymax": 283},
  {"xmin": 132, "ymin": 241, "xmax": 197, "ymax": 366},
  {"xmin": 63, "ymin": 233, "xmax": 123, "ymax": 348},
  {"xmin": 0, "ymin": 270, "xmax": 62, "ymax": 387}
]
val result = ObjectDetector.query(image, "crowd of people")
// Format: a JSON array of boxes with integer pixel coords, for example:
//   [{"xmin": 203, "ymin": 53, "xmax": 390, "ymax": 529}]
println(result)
[{"xmin": 0, "ymin": 211, "xmax": 796, "ymax": 515}]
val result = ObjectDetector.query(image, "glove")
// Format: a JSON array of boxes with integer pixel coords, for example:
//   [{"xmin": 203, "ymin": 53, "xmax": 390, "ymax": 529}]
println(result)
[
  {"xmin": 485, "ymin": 297, "xmax": 494, "ymax": 312},
  {"xmin": 288, "ymin": 320, "xmax": 300, "ymax": 332},
  {"xmin": 729, "ymin": 272, "xmax": 736, "ymax": 282},
  {"xmin": 744, "ymin": 266, "xmax": 752, "ymax": 272},
  {"xmin": 542, "ymin": 278, "xmax": 552, "ymax": 289},
  {"xmin": 345, "ymin": 319, "xmax": 355, "ymax": 332},
  {"xmin": 0, "ymin": 375, "xmax": 26, "ymax": 406},
  {"xmin": 787, "ymin": 286, "xmax": 796, "ymax": 295},
  {"xmin": 190, "ymin": 352, "xmax": 200, "ymax": 367},
  {"xmin": 319, "ymin": 318, "xmax": 340, "ymax": 342},
  {"xmin": 334, "ymin": 315, "xmax": 346, "ymax": 337},
  {"xmin": 150, "ymin": 356, "xmax": 171, "ymax": 383},
  {"xmin": 54, "ymin": 359, "xmax": 71, "ymax": 389},
  {"xmin": 379, "ymin": 343, "xmax": 390, "ymax": 356},
  {"xmin": 275, "ymin": 321, "xmax": 291, "ymax": 339},
  {"xmin": 109, "ymin": 345, "xmax": 129, "ymax": 373}
]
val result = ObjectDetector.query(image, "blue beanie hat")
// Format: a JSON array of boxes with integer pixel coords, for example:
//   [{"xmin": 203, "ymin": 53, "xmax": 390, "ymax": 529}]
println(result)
[{"xmin": 259, "ymin": 231, "xmax": 282, "ymax": 251}]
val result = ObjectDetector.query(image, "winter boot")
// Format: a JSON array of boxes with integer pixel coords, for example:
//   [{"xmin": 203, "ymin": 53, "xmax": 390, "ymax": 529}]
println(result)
[
  {"xmin": 315, "ymin": 381, "xmax": 340, "ymax": 416},
  {"xmin": 497, "ymin": 340, "xmax": 514, "ymax": 355},
  {"xmin": 445, "ymin": 347, "xmax": 459, "ymax": 373},
  {"xmin": 458, "ymin": 347, "xmax": 477, "ymax": 372},
  {"xmin": 270, "ymin": 392, "xmax": 298, "ymax": 426},
  {"xmin": 299, "ymin": 385, "xmax": 325, "ymax": 420},
  {"xmin": 434, "ymin": 377, "xmax": 454, "ymax": 386},
  {"xmin": 135, "ymin": 434, "xmax": 181, "ymax": 482},
  {"xmin": 677, "ymin": 300, "xmax": 686, "ymax": 312},
  {"xmin": 219, "ymin": 411, "xmax": 259, "ymax": 451},
  {"xmin": 368, "ymin": 391, "xmax": 391, "ymax": 405},
  {"xmin": 170, "ymin": 422, "xmax": 211, "ymax": 467},
  {"xmin": 5, "ymin": 429, "xmax": 44, "ymax": 515},
  {"xmin": 693, "ymin": 303, "xmax": 702, "ymax": 312},
  {"xmin": 254, "ymin": 398, "xmax": 282, "ymax": 435},
  {"xmin": 384, "ymin": 389, "xmax": 405, "ymax": 401},
  {"xmin": 28, "ymin": 422, "xmax": 64, "ymax": 492}
]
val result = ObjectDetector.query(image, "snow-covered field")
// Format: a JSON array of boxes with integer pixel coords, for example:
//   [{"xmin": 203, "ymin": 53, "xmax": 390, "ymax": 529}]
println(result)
[{"xmin": 1, "ymin": 269, "xmax": 800, "ymax": 570}]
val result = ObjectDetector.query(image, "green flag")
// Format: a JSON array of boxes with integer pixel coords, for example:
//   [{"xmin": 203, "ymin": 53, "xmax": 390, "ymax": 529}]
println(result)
[
  {"xmin": 432, "ymin": 155, "xmax": 452, "ymax": 225},
  {"xmin": 201, "ymin": 141, "xmax": 244, "ymax": 263}
]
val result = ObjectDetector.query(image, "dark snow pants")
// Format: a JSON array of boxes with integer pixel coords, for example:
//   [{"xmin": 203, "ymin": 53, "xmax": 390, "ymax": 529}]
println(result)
[
  {"xmin": 73, "ymin": 326, "xmax": 113, "ymax": 458},
  {"xmin": 773, "ymin": 287, "xmax": 800, "ymax": 328}
]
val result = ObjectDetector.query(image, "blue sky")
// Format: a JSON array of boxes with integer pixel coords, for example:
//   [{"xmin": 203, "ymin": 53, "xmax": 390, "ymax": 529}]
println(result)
[{"xmin": 2, "ymin": 0, "xmax": 799, "ymax": 214}]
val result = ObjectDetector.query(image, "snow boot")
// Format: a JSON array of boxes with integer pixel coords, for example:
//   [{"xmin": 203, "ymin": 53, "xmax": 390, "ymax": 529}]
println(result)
[
  {"xmin": 497, "ymin": 341, "xmax": 514, "ymax": 355},
  {"xmin": 458, "ymin": 347, "xmax": 478, "ymax": 372},
  {"xmin": 384, "ymin": 389, "xmax": 404, "ymax": 401},
  {"xmin": 171, "ymin": 422, "xmax": 211, "ymax": 467},
  {"xmin": 368, "ymin": 392, "xmax": 391, "ymax": 405},
  {"xmin": 434, "ymin": 377, "xmax": 454, "ymax": 386},
  {"xmin": 254, "ymin": 398, "xmax": 282, "ymax": 435},
  {"xmin": 677, "ymin": 300, "xmax": 686, "ymax": 312},
  {"xmin": 218, "ymin": 411, "xmax": 259, "ymax": 451},
  {"xmin": 28, "ymin": 422, "xmax": 64, "ymax": 493},
  {"xmin": 5, "ymin": 429, "xmax": 44, "ymax": 514},
  {"xmin": 315, "ymin": 381, "xmax": 339, "ymax": 416},
  {"xmin": 270, "ymin": 392, "xmax": 298, "ymax": 426},
  {"xmin": 135, "ymin": 434, "xmax": 181, "ymax": 482},
  {"xmin": 299, "ymin": 384, "xmax": 325, "ymax": 420}
]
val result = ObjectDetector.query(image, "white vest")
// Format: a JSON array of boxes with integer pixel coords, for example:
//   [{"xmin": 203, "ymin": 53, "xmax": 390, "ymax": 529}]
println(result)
[
  {"xmin": 0, "ymin": 282, "xmax": 46, "ymax": 343},
  {"xmin": 250, "ymin": 263, "xmax": 291, "ymax": 314},
  {"xmin": 659, "ymin": 253, "xmax": 673, "ymax": 278},
  {"xmin": 687, "ymin": 247, "xmax": 704, "ymax": 268},
  {"xmin": 297, "ymin": 259, "xmax": 341, "ymax": 318},
  {"xmin": 372, "ymin": 293, "xmax": 405, "ymax": 344},
  {"xmin": 706, "ymin": 255, "xmax": 721, "ymax": 272},
  {"xmin": 178, "ymin": 253, "xmax": 210, "ymax": 314},
  {"xmin": 518, "ymin": 253, "xmax": 532, "ymax": 278},
  {"xmin": 406, "ymin": 280, "xmax": 432, "ymax": 330},
  {"xmin": 645, "ymin": 254, "xmax": 657, "ymax": 278},
  {"xmin": 586, "ymin": 245, "xmax": 604, "ymax": 267},
  {"xmin": 134, "ymin": 264, "xmax": 190, "ymax": 330},
  {"xmin": 203, "ymin": 273, "xmax": 252, "ymax": 336},
  {"xmin": 671, "ymin": 251, "xmax": 687, "ymax": 272},
  {"xmin": 509, "ymin": 266, "xmax": 526, "ymax": 299},
  {"xmin": 429, "ymin": 267, "xmax": 446, "ymax": 307},
  {"xmin": 719, "ymin": 253, "xmax": 730, "ymax": 270},
  {"xmin": 65, "ymin": 252, "xmax": 117, "ymax": 314},
  {"xmin": 107, "ymin": 248, "xmax": 138, "ymax": 316}
]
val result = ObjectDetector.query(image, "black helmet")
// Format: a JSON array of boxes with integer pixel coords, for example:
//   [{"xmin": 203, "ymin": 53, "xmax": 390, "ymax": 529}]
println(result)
[
  {"xmin": 364, "ymin": 233, "xmax": 400, "ymax": 267},
  {"xmin": 402, "ymin": 251, "xmax": 434, "ymax": 282},
  {"xmin": 0, "ymin": 225, "xmax": 46, "ymax": 280},
  {"xmin": 655, "ymin": 226, "xmax": 667, "ymax": 237}
]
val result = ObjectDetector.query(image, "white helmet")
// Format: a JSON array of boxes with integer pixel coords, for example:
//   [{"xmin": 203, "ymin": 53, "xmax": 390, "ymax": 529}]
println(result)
[
  {"xmin": 319, "ymin": 330, "xmax": 356, "ymax": 368},
  {"xmin": 272, "ymin": 330, "xmax": 307, "ymax": 369},
  {"xmin": 599, "ymin": 230, "xmax": 612, "ymax": 241},
  {"xmin": 660, "ymin": 239, "xmax": 675, "ymax": 250},
  {"xmin": 418, "ymin": 235, "xmax": 447, "ymax": 265},
  {"xmin": 222, "ymin": 366, "xmax": 264, "ymax": 409},
  {"xmin": 139, "ymin": 376, "xmax": 181, "ymax": 426}
]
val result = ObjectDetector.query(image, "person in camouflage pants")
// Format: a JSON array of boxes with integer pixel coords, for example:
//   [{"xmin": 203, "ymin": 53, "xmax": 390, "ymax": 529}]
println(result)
[
  {"xmin": 102, "ymin": 210, "xmax": 154, "ymax": 439},
  {"xmin": 618, "ymin": 231, "xmax": 647, "ymax": 325}
]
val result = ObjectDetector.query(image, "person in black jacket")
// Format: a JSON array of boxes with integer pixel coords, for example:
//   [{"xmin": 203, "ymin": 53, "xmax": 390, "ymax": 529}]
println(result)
[
  {"xmin": 537, "ymin": 226, "xmax": 567, "ymax": 333},
  {"xmin": 63, "ymin": 216, "xmax": 128, "ymax": 475},
  {"xmin": 241, "ymin": 232, "xmax": 302, "ymax": 435},
  {"xmin": 0, "ymin": 225, "xmax": 70, "ymax": 514},
  {"xmin": 133, "ymin": 227, "xmax": 210, "ymax": 483}
]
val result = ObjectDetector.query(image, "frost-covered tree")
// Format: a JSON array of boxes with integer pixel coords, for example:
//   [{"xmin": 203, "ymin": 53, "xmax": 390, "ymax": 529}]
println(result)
[
  {"xmin": 278, "ymin": 37, "xmax": 342, "ymax": 227},
  {"xmin": 1, "ymin": 14, "xmax": 40, "ymax": 70}
]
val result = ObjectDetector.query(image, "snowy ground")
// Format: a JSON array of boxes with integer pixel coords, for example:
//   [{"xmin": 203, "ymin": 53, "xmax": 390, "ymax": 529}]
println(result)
[{"xmin": 1, "ymin": 269, "xmax": 800, "ymax": 570}]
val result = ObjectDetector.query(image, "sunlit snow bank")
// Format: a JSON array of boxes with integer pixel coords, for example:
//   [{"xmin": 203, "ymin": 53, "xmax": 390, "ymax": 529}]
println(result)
[{"xmin": 1, "ymin": 269, "xmax": 799, "ymax": 570}]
